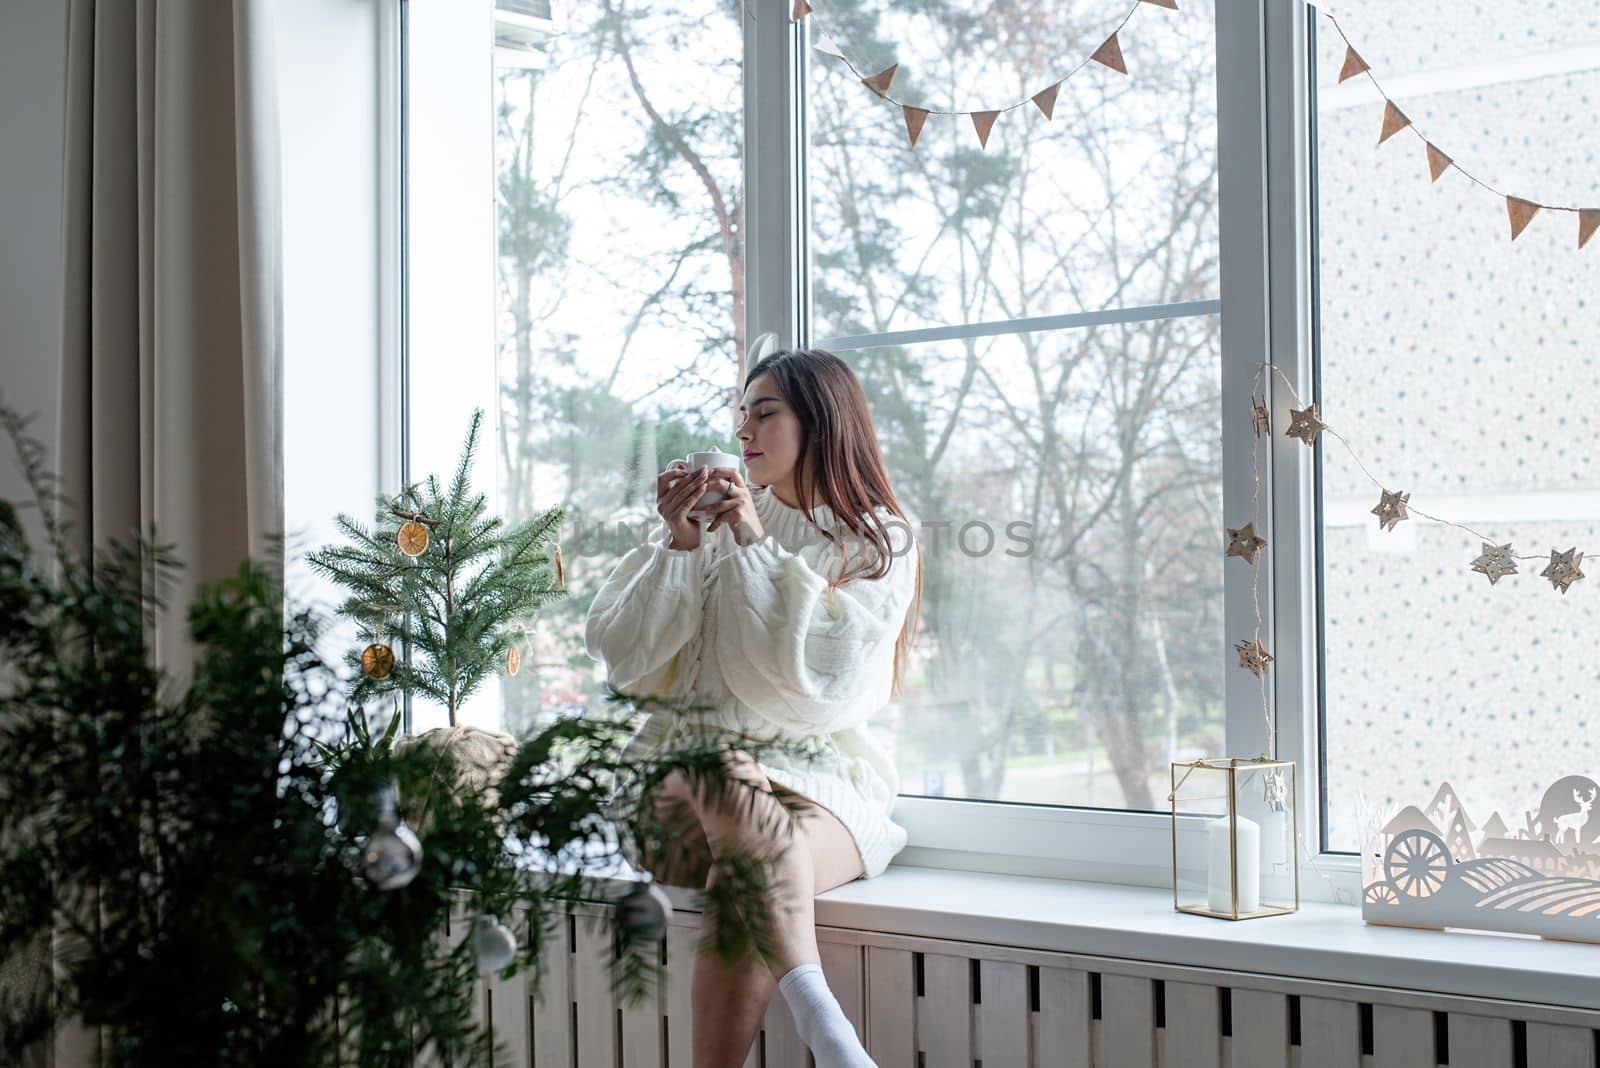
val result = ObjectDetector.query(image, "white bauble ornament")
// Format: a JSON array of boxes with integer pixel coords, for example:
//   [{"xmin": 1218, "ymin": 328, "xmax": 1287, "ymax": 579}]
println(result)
[
  {"xmin": 617, "ymin": 880, "xmax": 674, "ymax": 943},
  {"xmin": 474, "ymin": 915, "xmax": 518, "ymax": 974},
  {"xmin": 363, "ymin": 818, "xmax": 423, "ymax": 890}
]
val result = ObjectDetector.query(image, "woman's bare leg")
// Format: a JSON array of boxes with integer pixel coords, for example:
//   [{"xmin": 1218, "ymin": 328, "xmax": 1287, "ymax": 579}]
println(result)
[{"xmin": 682, "ymin": 752, "xmax": 866, "ymax": 1067}]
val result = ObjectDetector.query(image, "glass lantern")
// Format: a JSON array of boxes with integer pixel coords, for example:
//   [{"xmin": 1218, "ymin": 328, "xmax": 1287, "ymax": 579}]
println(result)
[{"xmin": 1170, "ymin": 757, "xmax": 1299, "ymax": 920}]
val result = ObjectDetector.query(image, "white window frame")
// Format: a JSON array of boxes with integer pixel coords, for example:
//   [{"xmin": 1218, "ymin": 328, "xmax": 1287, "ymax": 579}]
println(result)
[
  {"xmin": 387, "ymin": 0, "xmax": 1357, "ymax": 896},
  {"xmin": 742, "ymin": 0, "xmax": 1351, "ymax": 895}
]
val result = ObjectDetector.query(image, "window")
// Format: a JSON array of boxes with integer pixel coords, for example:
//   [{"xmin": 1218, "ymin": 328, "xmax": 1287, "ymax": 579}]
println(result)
[
  {"xmin": 397, "ymin": 0, "xmax": 1299, "ymax": 883},
  {"xmin": 489, "ymin": 0, "xmax": 746, "ymax": 738},
  {"xmin": 807, "ymin": 0, "xmax": 1223, "ymax": 812},
  {"xmin": 401, "ymin": 0, "xmax": 745, "ymax": 735},
  {"xmin": 1309, "ymin": 1, "xmax": 1600, "ymax": 853}
]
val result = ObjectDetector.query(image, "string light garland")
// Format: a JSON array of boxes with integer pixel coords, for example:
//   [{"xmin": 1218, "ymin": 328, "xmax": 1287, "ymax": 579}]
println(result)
[
  {"xmin": 798, "ymin": 0, "xmax": 1599, "ymax": 240},
  {"xmin": 1241, "ymin": 362, "xmax": 1598, "ymax": 612}
]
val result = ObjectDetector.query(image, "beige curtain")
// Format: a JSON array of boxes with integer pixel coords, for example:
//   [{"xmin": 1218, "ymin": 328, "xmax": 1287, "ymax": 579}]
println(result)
[
  {"xmin": 50, "ymin": 3, "xmax": 282, "ymax": 1064},
  {"xmin": 57, "ymin": 0, "xmax": 283, "ymax": 666}
]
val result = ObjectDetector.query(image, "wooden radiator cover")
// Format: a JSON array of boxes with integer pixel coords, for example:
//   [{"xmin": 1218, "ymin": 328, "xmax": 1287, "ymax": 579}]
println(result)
[{"xmin": 435, "ymin": 901, "xmax": 1600, "ymax": 1068}]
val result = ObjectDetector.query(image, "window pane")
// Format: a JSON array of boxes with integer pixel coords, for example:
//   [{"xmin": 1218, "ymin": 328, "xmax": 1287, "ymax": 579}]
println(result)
[
  {"xmin": 493, "ymin": 0, "xmax": 744, "ymax": 736},
  {"xmin": 807, "ymin": 0, "xmax": 1218, "ymax": 340},
  {"xmin": 1314, "ymin": 2, "xmax": 1600, "ymax": 851},
  {"xmin": 839, "ymin": 317, "xmax": 1222, "ymax": 811}
]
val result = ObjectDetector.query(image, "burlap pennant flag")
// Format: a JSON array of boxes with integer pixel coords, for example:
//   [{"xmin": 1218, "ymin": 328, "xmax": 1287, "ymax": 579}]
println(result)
[
  {"xmin": 1506, "ymin": 197, "xmax": 1541, "ymax": 241},
  {"xmin": 1031, "ymin": 83, "xmax": 1062, "ymax": 120},
  {"xmin": 791, "ymin": 0, "xmax": 811, "ymax": 20},
  {"xmin": 971, "ymin": 110, "xmax": 1001, "ymax": 149},
  {"xmin": 1091, "ymin": 33, "xmax": 1128, "ymax": 75},
  {"xmin": 1377, "ymin": 101, "xmax": 1410, "ymax": 144},
  {"xmin": 903, "ymin": 106, "xmax": 930, "ymax": 149},
  {"xmin": 862, "ymin": 64, "xmax": 898, "ymax": 98},
  {"xmin": 1338, "ymin": 47, "xmax": 1370, "ymax": 83},
  {"xmin": 1581, "ymin": 209, "xmax": 1600, "ymax": 250},
  {"xmin": 1425, "ymin": 143, "xmax": 1453, "ymax": 183},
  {"xmin": 1140, "ymin": 0, "xmax": 1179, "ymax": 9},
  {"xmin": 813, "ymin": 33, "xmax": 846, "ymax": 59}
]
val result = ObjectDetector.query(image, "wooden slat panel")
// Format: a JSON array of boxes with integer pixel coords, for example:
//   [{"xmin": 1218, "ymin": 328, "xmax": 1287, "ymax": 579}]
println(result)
[
  {"xmin": 486, "ymin": 907, "xmax": 533, "ymax": 1068},
  {"xmin": 572, "ymin": 913, "xmax": 617, "ymax": 1068},
  {"xmin": 920, "ymin": 953, "xmax": 973, "ymax": 1068},
  {"xmin": 1373, "ymin": 1005, "xmax": 1434, "ymax": 1068},
  {"xmin": 1228, "ymin": 989, "xmax": 1288, "ymax": 1068},
  {"xmin": 1526, "ymin": 1023, "xmax": 1593, "ymax": 1068},
  {"xmin": 531, "ymin": 911, "xmax": 574, "ymax": 1068},
  {"xmin": 762, "ymin": 991, "xmax": 811, "ymax": 1068},
  {"xmin": 976, "ymin": 960, "xmax": 1029, "ymax": 1068},
  {"xmin": 820, "ymin": 941, "xmax": 866, "ymax": 1042},
  {"xmin": 1163, "ymin": 981, "xmax": 1221, "ymax": 1068},
  {"xmin": 618, "ymin": 937, "xmax": 664, "ymax": 1068},
  {"xmin": 665, "ymin": 924, "xmax": 697, "ymax": 1068},
  {"xmin": 1298, "ymin": 997, "xmax": 1360, "ymax": 1068},
  {"xmin": 866, "ymin": 947, "xmax": 917, "ymax": 1067},
  {"xmin": 1036, "ymin": 967, "xmax": 1092, "ymax": 1068},
  {"xmin": 1099, "ymin": 974, "xmax": 1155, "ymax": 1068},
  {"xmin": 1448, "ymin": 1014, "xmax": 1513, "ymax": 1068}
]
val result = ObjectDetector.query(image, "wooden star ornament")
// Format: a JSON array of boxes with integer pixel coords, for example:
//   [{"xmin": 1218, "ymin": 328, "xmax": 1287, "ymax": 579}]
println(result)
[
  {"xmin": 1285, "ymin": 404, "xmax": 1326, "ymax": 446},
  {"xmin": 1469, "ymin": 543, "xmax": 1517, "ymax": 586},
  {"xmin": 1234, "ymin": 638, "xmax": 1274, "ymax": 678},
  {"xmin": 1540, "ymin": 547, "xmax": 1585, "ymax": 595},
  {"xmin": 1371, "ymin": 489, "xmax": 1410, "ymax": 532},
  {"xmin": 1226, "ymin": 522, "xmax": 1267, "ymax": 565}
]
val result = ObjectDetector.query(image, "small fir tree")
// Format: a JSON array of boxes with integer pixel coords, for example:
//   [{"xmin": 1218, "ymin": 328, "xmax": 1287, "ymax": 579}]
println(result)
[
  {"xmin": 0, "ymin": 404, "xmax": 816, "ymax": 1065},
  {"xmin": 308, "ymin": 410, "xmax": 563, "ymax": 726}
]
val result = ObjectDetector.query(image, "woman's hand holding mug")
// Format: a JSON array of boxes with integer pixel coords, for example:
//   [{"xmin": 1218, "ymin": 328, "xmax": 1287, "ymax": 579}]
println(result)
[
  {"xmin": 703, "ymin": 468, "xmax": 765, "ymax": 546},
  {"xmin": 657, "ymin": 461, "xmax": 709, "ymax": 550}
]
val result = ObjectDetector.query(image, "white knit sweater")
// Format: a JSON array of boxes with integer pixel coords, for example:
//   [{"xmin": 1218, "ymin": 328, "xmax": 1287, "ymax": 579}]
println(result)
[{"xmin": 585, "ymin": 486, "xmax": 916, "ymax": 879}]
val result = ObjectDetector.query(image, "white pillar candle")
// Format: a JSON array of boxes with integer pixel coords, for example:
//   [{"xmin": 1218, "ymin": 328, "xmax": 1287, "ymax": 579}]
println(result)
[{"xmin": 1207, "ymin": 814, "xmax": 1261, "ymax": 914}]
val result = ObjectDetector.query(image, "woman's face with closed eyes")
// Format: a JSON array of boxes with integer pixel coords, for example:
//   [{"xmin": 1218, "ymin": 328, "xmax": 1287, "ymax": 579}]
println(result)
[{"xmin": 736, "ymin": 372, "xmax": 803, "ymax": 498}]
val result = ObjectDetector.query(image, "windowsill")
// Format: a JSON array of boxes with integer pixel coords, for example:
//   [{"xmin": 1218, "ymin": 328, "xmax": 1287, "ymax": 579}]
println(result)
[{"xmin": 661, "ymin": 865, "xmax": 1600, "ymax": 1014}]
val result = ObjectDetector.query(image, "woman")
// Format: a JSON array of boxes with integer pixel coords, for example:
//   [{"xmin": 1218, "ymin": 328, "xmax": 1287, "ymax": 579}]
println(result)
[{"xmin": 586, "ymin": 348, "xmax": 920, "ymax": 1067}]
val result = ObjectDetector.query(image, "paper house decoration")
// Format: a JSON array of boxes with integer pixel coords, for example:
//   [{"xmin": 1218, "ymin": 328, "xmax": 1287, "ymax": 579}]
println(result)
[{"xmin": 1363, "ymin": 776, "xmax": 1600, "ymax": 943}]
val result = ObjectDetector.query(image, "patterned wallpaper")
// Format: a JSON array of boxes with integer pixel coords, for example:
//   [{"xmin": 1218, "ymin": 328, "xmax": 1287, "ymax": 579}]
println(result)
[{"xmin": 1314, "ymin": 0, "xmax": 1600, "ymax": 849}]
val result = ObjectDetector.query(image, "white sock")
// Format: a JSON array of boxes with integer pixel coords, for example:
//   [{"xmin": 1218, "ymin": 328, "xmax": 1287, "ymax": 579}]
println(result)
[{"xmin": 777, "ymin": 962, "xmax": 876, "ymax": 1068}]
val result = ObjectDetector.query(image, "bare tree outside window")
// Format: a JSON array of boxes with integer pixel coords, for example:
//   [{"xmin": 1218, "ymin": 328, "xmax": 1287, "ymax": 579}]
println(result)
[
  {"xmin": 810, "ymin": 0, "xmax": 1222, "ymax": 810},
  {"xmin": 487, "ymin": 0, "xmax": 1225, "ymax": 814}
]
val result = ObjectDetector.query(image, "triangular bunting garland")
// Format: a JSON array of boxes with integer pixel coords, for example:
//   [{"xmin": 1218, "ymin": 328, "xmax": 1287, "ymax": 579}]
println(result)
[
  {"xmin": 1140, "ymin": 0, "xmax": 1179, "ymax": 9},
  {"xmin": 1506, "ymin": 197, "xmax": 1541, "ymax": 241},
  {"xmin": 971, "ymin": 110, "xmax": 1000, "ymax": 149},
  {"xmin": 1425, "ymin": 143, "xmax": 1453, "ymax": 183},
  {"xmin": 813, "ymin": 33, "xmax": 845, "ymax": 59},
  {"xmin": 1581, "ymin": 210, "xmax": 1600, "ymax": 250},
  {"xmin": 1031, "ymin": 83, "xmax": 1061, "ymax": 120},
  {"xmin": 1378, "ymin": 101, "xmax": 1410, "ymax": 144},
  {"xmin": 1338, "ymin": 47, "xmax": 1370, "ymax": 83},
  {"xmin": 791, "ymin": 0, "xmax": 811, "ymax": 20},
  {"xmin": 862, "ymin": 64, "xmax": 898, "ymax": 98},
  {"xmin": 1091, "ymin": 33, "xmax": 1127, "ymax": 75},
  {"xmin": 903, "ymin": 106, "xmax": 930, "ymax": 149}
]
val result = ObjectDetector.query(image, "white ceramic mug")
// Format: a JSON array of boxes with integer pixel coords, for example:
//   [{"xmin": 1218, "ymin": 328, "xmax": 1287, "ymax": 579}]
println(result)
[{"xmin": 683, "ymin": 447, "xmax": 740, "ymax": 519}]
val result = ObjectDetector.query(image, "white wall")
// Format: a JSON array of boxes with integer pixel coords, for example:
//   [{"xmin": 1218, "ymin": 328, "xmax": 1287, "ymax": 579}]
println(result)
[
  {"xmin": 277, "ymin": 0, "xmax": 388, "ymax": 610},
  {"xmin": 0, "ymin": 0, "xmax": 67, "ymax": 509}
]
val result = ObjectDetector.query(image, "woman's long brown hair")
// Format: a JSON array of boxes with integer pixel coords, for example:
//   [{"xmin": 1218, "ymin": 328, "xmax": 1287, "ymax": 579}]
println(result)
[{"xmin": 745, "ymin": 349, "xmax": 922, "ymax": 691}]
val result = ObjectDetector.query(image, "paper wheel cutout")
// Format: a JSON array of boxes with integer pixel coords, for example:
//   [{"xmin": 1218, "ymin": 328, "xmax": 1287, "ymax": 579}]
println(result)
[
  {"xmin": 1363, "ymin": 882, "xmax": 1399, "ymax": 905},
  {"xmin": 1386, "ymin": 830, "xmax": 1451, "ymax": 899}
]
